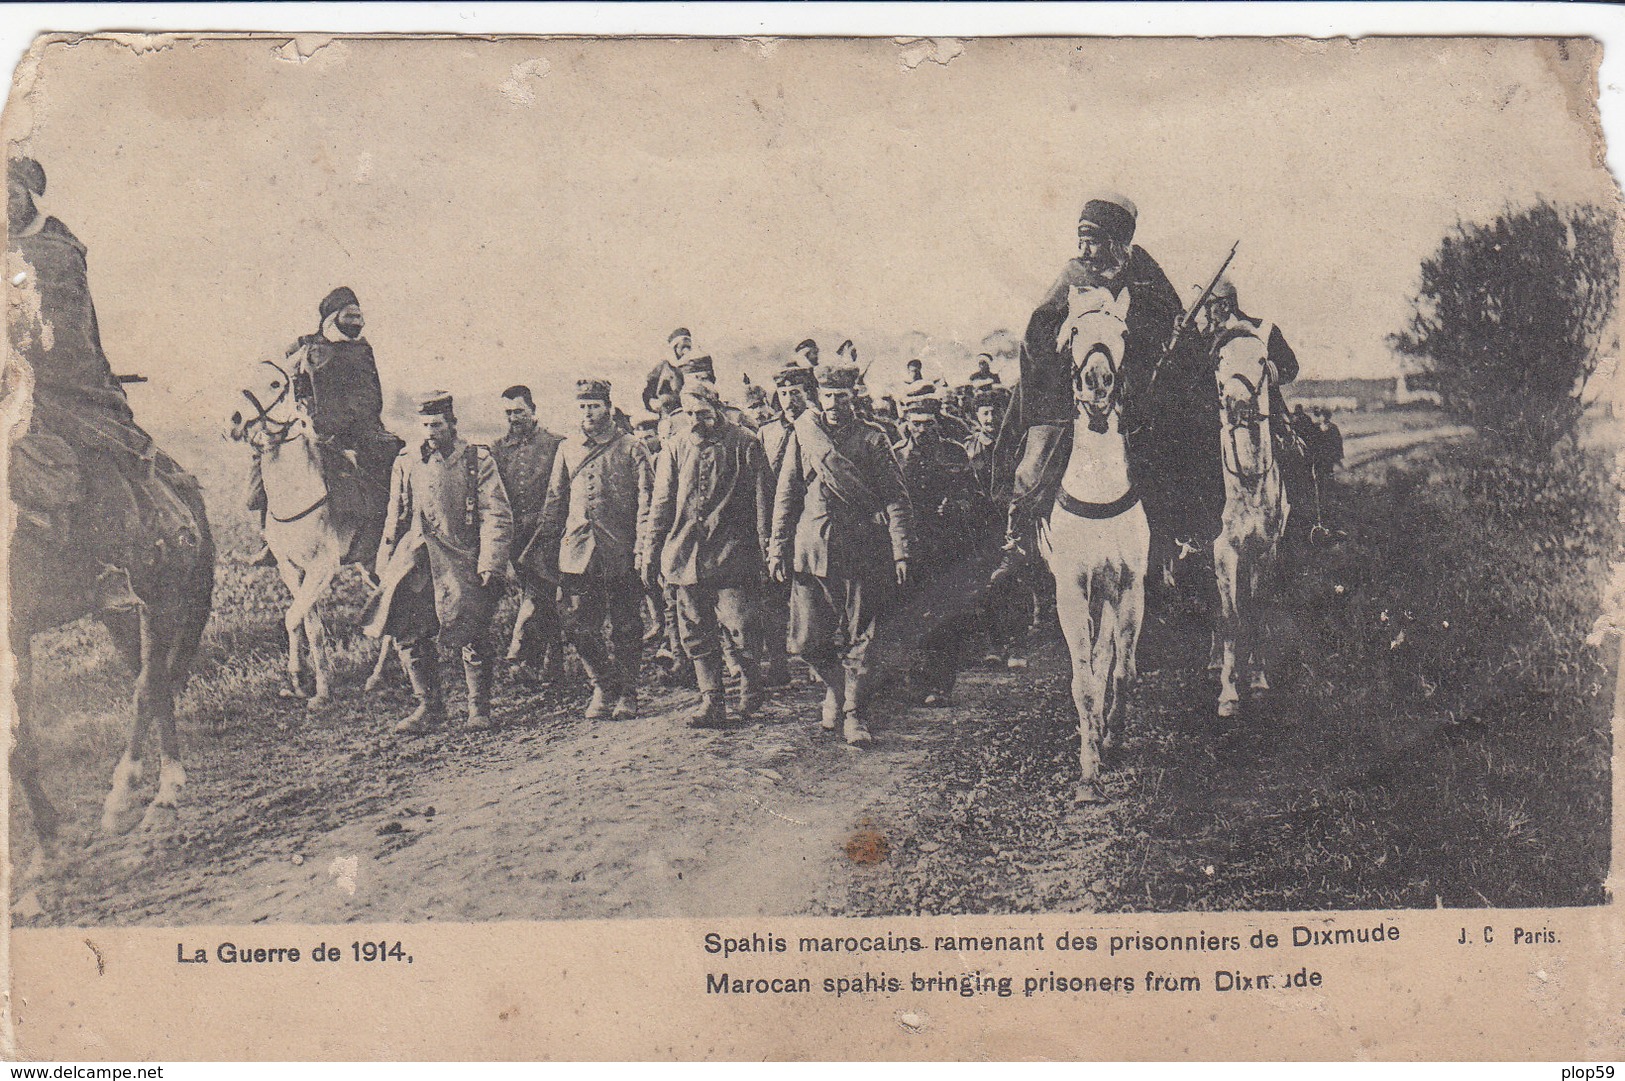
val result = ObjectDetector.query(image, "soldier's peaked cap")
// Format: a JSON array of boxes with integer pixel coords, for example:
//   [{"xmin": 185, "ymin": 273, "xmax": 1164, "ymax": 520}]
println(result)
[
  {"xmin": 773, "ymin": 365, "xmax": 817, "ymax": 391},
  {"xmin": 576, "ymin": 378, "xmax": 612, "ymax": 402},
  {"xmin": 319, "ymin": 286, "xmax": 360, "ymax": 322},
  {"xmin": 668, "ymin": 327, "xmax": 693, "ymax": 343},
  {"xmin": 1078, "ymin": 193, "xmax": 1138, "ymax": 246},
  {"xmin": 678, "ymin": 354, "xmax": 715, "ymax": 377},
  {"xmin": 815, "ymin": 363, "xmax": 861, "ymax": 392},
  {"xmin": 416, "ymin": 390, "xmax": 454, "ymax": 416},
  {"xmin": 904, "ymin": 397, "xmax": 942, "ymax": 418}
]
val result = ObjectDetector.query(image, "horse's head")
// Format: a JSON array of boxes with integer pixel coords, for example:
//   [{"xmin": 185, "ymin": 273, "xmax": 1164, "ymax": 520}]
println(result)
[
  {"xmin": 230, "ymin": 358, "xmax": 306, "ymax": 446},
  {"xmin": 1057, "ymin": 284, "xmax": 1131, "ymax": 434},
  {"xmin": 1214, "ymin": 330, "xmax": 1273, "ymax": 430}
]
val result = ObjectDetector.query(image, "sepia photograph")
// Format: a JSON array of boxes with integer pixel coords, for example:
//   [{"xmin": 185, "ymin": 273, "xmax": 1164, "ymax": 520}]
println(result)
[{"xmin": 4, "ymin": 31, "xmax": 1617, "ymax": 932}]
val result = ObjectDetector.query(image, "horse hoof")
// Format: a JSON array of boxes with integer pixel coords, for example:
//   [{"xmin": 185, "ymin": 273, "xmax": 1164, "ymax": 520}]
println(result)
[
  {"xmin": 306, "ymin": 694, "xmax": 331, "ymax": 712},
  {"xmin": 363, "ymin": 675, "xmax": 383, "ymax": 693},
  {"xmin": 139, "ymin": 802, "xmax": 179, "ymax": 833},
  {"xmin": 1217, "ymin": 699, "xmax": 1240, "ymax": 719},
  {"xmin": 1073, "ymin": 782, "xmax": 1106, "ymax": 805},
  {"xmin": 100, "ymin": 805, "xmax": 143, "ymax": 837}
]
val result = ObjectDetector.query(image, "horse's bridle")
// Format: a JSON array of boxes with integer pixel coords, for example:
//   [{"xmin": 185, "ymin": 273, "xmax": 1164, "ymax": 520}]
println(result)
[
  {"xmin": 1066, "ymin": 330, "xmax": 1123, "ymax": 434},
  {"xmin": 239, "ymin": 359, "xmax": 302, "ymax": 448},
  {"xmin": 1218, "ymin": 358, "xmax": 1275, "ymax": 486},
  {"xmin": 241, "ymin": 359, "xmax": 330, "ymax": 524}
]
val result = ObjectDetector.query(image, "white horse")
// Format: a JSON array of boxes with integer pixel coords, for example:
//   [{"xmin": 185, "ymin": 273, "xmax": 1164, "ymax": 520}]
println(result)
[
  {"xmin": 1038, "ymin": 284, "xmax": 1150, "ymax": 804},
  {"xmin": 231, "ymin": 358, "xmax": 355, "ymax": 710},
  {"xmin": 1212, "ymin": 329, "xmax": 1290, "ymax": 718}
]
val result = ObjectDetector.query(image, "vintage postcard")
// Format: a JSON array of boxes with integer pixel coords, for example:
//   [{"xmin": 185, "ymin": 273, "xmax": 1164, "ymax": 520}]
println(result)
[{"xmin": 2, "ymin": 30, "xmax": 1621, "ymax": 1060}]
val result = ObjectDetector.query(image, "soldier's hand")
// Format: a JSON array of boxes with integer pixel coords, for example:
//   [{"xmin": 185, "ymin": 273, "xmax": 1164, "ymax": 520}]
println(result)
[
  {"xmin": 895, "ymin": 559, "xmax": 910, "ymax": 586},
  {"xmin": 767, "ymin": 555, "xmax": 786, "ymax": 583}
]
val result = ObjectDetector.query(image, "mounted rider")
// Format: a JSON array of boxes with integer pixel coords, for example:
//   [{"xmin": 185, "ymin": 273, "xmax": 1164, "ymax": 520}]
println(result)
[
  {"xmin": 6, "ymin": 156, "xmax": 205, "ymax": 613},
  {"xmin": 1195, "ymin": 278, "xmax": 1307, "ymax": 540},
  {"xmin": 249, "ymin": 287, "xmax": 402, "ymax": 568},
  {"xmin": 990, "ymin": 193, "xmax": 1195, "ymax": 596}
]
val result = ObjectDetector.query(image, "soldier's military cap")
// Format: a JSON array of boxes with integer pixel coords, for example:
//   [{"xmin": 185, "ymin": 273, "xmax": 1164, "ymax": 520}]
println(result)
[
  {"xmin": 904, "ymin": 379, "xmax": 943, "ymax": 403},
  {"xmin": 815, "ymin": 363, "xmax": 861, "ymax": 392},
  {"xmin": 668, "ymin": 327, "xmax": 693, "ymax": 344},
  {"xmin": 973, "ymin": 391, "xmax": 1001, "ymax": 411},
  {"xmin": 320, "ymin": 286, "xmax": 361, "ymax": 323},
  {"xmin": 743, "ymin": 383, "xmax": 769, "ymax": 407},
  {"xmin": 793, "ymin": 339, "xmax": 819, "ymax": 365},
  {"xmin": 836, "ymin": 339, "xmax": 859, "ymax": 365},
  {"xmin": 773, "ymin": 364, "xmax": 817, "ymax": 392},
  {"xmin": 416, "ymin": 389, "xmax": 454, "ymax": 416},
  {"xmin": 576, "ymin": 378, "xmax": 612, "ymax": 402},
  {"xmin": 680, "ymin": 383, "xmax": 723, "ymax": 411},
  {"xmin": 1212, "ymin": 278, "xmax": 1239, "ymax": 303},
  {"xmin": 1078, "ymin": 192, "xmax": 1138, "ymax": 247},
  {"xmin": 679, "ymin": 354, "xmax": 715, "ymax": 378},
  {"xmin": 904, "ymin": 396, "xmax": 942, "ymax": 419}
]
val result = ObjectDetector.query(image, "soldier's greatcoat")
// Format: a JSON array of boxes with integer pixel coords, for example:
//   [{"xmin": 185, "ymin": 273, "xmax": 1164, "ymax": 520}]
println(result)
[
  {"xmin": 771, "ymin": 414, "xmax": 912, "ymax": 582},
  {"xmin": 492, "ymin": 421, "xmax": 566, "ymax": 576},
  {"xmin": 643, "ymin": 418, "xmax": 772, "ymax": 587},
  {"xmin": 537, "ymin": 426, "xmax": 653, "ymax": 580},
  {"xmin": 366, "ymin": 437, "xmax": 513, "ymax": 649}
]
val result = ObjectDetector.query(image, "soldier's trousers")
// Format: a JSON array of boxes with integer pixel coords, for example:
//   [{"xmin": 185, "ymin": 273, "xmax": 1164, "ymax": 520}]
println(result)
[
  {"xmin": 559, "ymin": 573, "xmax": 643, "ymax": 695},
  {"xmin": 756, "ymin": 577, "xmax": 792, "ymax": 677},
  {"xmin": 388, "ymin": 576, "xmax": 496, "ymax": 665},
  {"xmin": 673, "ymin": 579, "xmax": 758, "ymax": 668},
  {"xmin": 507, "ymin": 564, "xmax": 562, "ymax": 665},
  {"xmin": 788, "ymin": 572, "xmax": 879, "ymax": 673}
]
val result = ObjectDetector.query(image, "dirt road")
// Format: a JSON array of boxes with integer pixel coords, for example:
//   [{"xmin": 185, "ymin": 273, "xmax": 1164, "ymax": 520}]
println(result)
[{"xmin": 11, "ymin": 416, "xmax": 1525, "ymax": 925}]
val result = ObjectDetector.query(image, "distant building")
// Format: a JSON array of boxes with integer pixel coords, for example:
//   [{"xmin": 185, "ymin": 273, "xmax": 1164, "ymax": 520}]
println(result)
[{"xmin": 1286, "ymin": 377, "xmax": 1398, "ymax": 412}]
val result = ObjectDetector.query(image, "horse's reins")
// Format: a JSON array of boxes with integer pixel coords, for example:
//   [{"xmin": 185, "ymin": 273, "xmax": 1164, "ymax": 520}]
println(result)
[{"xmin": 242, "ymin": 360, "xmax": 331, "ymax": 524}]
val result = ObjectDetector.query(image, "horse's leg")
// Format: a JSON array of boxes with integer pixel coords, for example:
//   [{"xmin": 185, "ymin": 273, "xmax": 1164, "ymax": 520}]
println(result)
[
  {"xmin": 1214, "ymin": 536, "xmax": 1242, "ymax": 719},
  {"xmin": 1246, "ymin": 549, "xmax": 1271, "ymax": 694},
  {"xmin": 1053, "ymin": 560, "xmax": 1106, "ymax": 803},
  {"xmin": 102, "ymin": 603, "xmax": 156, "ymax": 834},
  {"xmin": 276, "ymin": 561, "xmax": 310, "ymax": 700},
  {"xmin": 296, "ymin": 550, "xmax": 345, "ymax": 710},
  {"xmin": 141, "ymin": 607, "xmax": 187, "ymax": 833},
  {"xmin": 11, "ymin": 643, "xmax": 62, "ymax": 868},
  {"xmin": 365, "ymin": 635, "xmax": 396, "ymax": 693}
]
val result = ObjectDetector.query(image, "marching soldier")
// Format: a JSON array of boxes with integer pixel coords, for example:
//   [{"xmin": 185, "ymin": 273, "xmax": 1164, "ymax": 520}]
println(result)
[
  {"xmin": 755, "ymin": 363, "xmax": 819, "ymax": 688},
  {"xmin": 967, "ymin": 353, "xmax": 1002, "ymax": 390},
  {"xmin": 251, "ymin": 287, "xmax": 402, "ymax": 568},
  {"xmin": 769, "ymin": 362, "xmax": 913, "ymax": 747},
  {"xmin": 537, "ymin": 378, "xmax": 654, "ymax": 721},
  {"xmin": 491, "ymin": 384, "xmax": 566, "ymax": 681},
  {"xmin": 676, "ymin": 350, "xmax": 754, "ymax": 431},
  {"xmin": 964, "ymin": 390, "xmax": 1002, "ymax": 498},
  {"xmin": 893, "ymin": 391, "xmax": 979, "ymax": 705},
  {"xmin": 640, "ymin": 383, "xmax": 774, "ymax": 727},
  {"xmin": 366, "ymin": 391, "xmax": 513, "ymax": 733}
]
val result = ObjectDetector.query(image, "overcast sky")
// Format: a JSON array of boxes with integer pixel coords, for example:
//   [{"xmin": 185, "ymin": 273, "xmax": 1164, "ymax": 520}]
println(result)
[{"xmin": 8, "ymin": 35, "xmax": 1615, "ymax": 433}]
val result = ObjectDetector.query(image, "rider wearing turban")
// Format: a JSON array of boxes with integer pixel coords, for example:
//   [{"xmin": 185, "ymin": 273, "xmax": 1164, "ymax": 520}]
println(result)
[{"xmin": 992, "ymin": 193, "xmax": 1212, "ymax": 611}]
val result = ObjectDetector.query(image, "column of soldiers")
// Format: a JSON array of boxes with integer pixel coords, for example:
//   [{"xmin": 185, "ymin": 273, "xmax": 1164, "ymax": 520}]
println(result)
[{"xmin": 277, "ymin": 194, "xmax": 1313, "ymax": 742}]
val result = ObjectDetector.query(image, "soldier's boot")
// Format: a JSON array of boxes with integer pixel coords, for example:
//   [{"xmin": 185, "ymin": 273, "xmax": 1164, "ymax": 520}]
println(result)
[
  {"xmin": 584, "ymin": 685, "xmax": 613, "ymax": 721},
  {"xmin": 393, "ymin": 645, "xmax": 444, "ymax": 734},
  {"xmin": 537, "ymin": 638, "xmax": 565, "ymax": 684},
  {"xmin": 612, "ymin": 689, "xmax": 639, "ymax": 721},
  {"xmin": 842, "ymin": 668, "xmax": 873, "ymax": 748},
  {"xmin": 806, "ymin": 658, "xmax": 846, "ymax": 731},
  {"xmin": 735, "ymin": 657, "xmax": 763, "ymax": 719},
  {"xmin": 687, "ymin": 655, "xmax": 728, "ymax": 729},
  {"xmin": 463, "ymin": 653, "xmax": 494, "ymax": 730}
]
